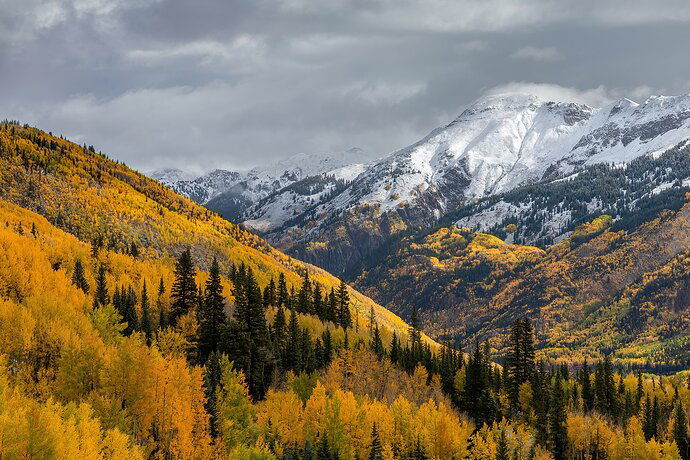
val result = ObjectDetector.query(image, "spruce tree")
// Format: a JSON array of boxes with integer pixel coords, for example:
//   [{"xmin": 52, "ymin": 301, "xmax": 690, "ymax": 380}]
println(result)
[
  {"xmin": 122, "ymin": 285, "xmax": 138, "ymax": 336},
  {"xmin": 157, "ymin": 276, "xmax": 167, "ymax": 330},
  {"xmin": 675, "ymin": 401, "xmax": 689, "ymax": 460},
  {"xmin": 225, "ymin": 264, "xmax": 273, "ymax": 399},
  {"xmin": 170, "ymin": 248, "xmax": 196, "ymax": 325},
  {"xmin": 368, "ymin": 423, "xmax": 383, "ymax": 460},
  {"xmin": 277, "ymin": 272, "xmax": 288, "ymax": 308},
  {"xmin": 580, "ymin": 359, "xmax": 594, "ymax": 413},
  {"xmin": 409, "ymin": 306, "xmax": 422, "ymax": 350},
  {"xmin": 411, "ymin": 436, "xmax": 428, "ymax": 460},
  {"xmin": 140, "ymin": 280, "xmax": 153, "ymax": 344},
  {"xmin": 337, "ymin": 280, "xmax": 351, "ymax": 329},
  {"xmin": 93, "ymin": 264, "xmax": 109, "ymax": 309},
  {"xmin": 496, "ymin": 430, "xmax": 509, "ymax": 460},
  {"xmin": 550, "ymin": 375, "xmax": 568, "ymax": 460},
  {"xmin": 71, "ymin": 258, "xmax": 90, "ymax": 293},
  {"xmin": 297, "ymin": 270, "xmax": 312, "ymax": 314},
  {"xmin": 506, "ymin": 319, "xmax": 523, "ymax": 413},
  {"xmin": 197, "ymin": 257, "xmax": 226, "ymax": 363}
]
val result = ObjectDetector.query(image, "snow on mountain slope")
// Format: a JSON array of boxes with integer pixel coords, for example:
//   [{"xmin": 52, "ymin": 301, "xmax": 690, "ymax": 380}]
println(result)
[
  {"xmin": 260, "ymin": 92, "xmax": 690, "ymax": 275},
  {"xmin": 149, "ymin": 168, "xmax": 197, "ymax": 187}
]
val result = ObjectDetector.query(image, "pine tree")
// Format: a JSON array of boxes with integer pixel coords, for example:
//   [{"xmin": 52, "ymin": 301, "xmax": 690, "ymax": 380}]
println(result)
[
  {"xmin": 157, "ymin": 276, "xmax": 167, "ymax": 330},
  {"xmin": 317, "ymin": 433, "xmax": 332, "ymax": 460},
  {"xmin": 411, "ymin": 436, "xmax": 428, "ymax": 460},
  {"xmin": 170, "ymin": 248, "xmax": 196, "ymax": 325},
  {"xmin": 506, "ymin": 319, "xmax": 523, "ymax": 413},
  {"xmin": 550, "ymin": 375, "xmax": 568, "ymax": 460},
  {"xmin": 297, "ymin": 270, "xmax": 312, "ymax": 314},
  {"xmin": 337, "ymin": 280, "xmax": 351, "ymax": 329},
  {"xmin": 675, "ymin": 401, "xmax": 689, "ymax": 460},
  {"xmin": 643, "ymin": 394, "xmax": 654, "ymax": 440},
  {"xmin": 368, "ymin": 423, "xmax": 383, "ymax": 460},
  {"xmin": 277, "ymin": 272, "xmax": 288, "ymax": 308},
  {"xmin": 580, "ymin": 359, "xmax": 594, "ymax": 413},
  {"xmin": 122, "ymin": 285, "xmax": 138, "ymax": 336},
  {"xmin": 93, "ymin": 264, "xmax": 109, "ymax": 309},
  {"xmin": 371, "ymin": 325, "xmax": 384, "ymax": 360},
  {"xmin": 496, "ymin": 430, "xmax": 509, "ymax": 460},
  {"xmin": 71, "ymin": 258, "xmax": 90, "ymax": 293},
  {"xmin": 312, "ymin": 283, "xmax": 323, "ymax": 319},
  {"xmin": 224, "ymin": 264, "xmax": 273, "ymax": 399},
  {"xmin": 140, "ymin": 280, "xmax": 153, "ymax": 344},
  {"xmin": 197, "ymin": 257, "xmax": 226, "ymax": 363}
]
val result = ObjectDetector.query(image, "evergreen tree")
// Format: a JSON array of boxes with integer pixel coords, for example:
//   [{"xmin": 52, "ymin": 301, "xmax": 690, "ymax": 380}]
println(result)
[
  {"xmin": 198, "ymin": 257, "xmax": 227, "ymax": 363},
  {"xmin": 533, "ymin": 360, "xmax": 550, "ymax": 449},
  {"xmin": 496, "ymin": 430, "xmax": 509, "ymax": 460},
  {"xmin": 506, "ymin": 319, "xmax": 523, "ymax": 413},
  {"xmin": 643, "ymin": 394, "xmax": 655, "ymax": 441},
  {"xmin": 580, "ymin": 359, "xmax": 594, "ymax": 413},
  {"xmin": 140, "ymin": 280, "xmax": 153, "ymax": 344},
  {"xmin": 297, "ymin": 270, "xmax": 312, "ymax": 314},
  {"xmin": 337, "ymin": 280, "xmax": 351, "ymax": 329},
  {"xmin": 317, "ymin": 433, "xmax": 333, "ymax": 460},
  {"xmin": 390, "ymin": 332, "xmax": 400, "ymax": 364},
  {"xmin": 371, "ymin": 325, "xmax": 385, "ymax": 360},
  {"xmin": 411, "ymin": 436, "xmax": 428, "ymax": 460},
  {"xmin": 368, "ymin": 423, "xmax": 383, "ymax": 460},
  {"xmin": 277, "ymin": 272, "xmax": 288, "ymax": 308},
  {"xmin": 675, "ymin": 401, "xmax": 689, "ymax": 460},
  {"xmin": 312, "ymin": 283, "xmax": 324, "ymax": 319},
  {"xmin": 122, "ymin": 285, "xmax": 138, "ymax": 336},
  {"xmin": 263, "ymin": 277, "xmax": 276, "ymax": 308},
  {"xmin": 93, "ymin": 264, "xmax": 109, "ymax": 309},
  {"xmin": 157, "ymin": 276, "xmax": 167, "ymax": 330},
  {"xmin": 224, "ymin": 264, "xmax": 273, "ymax": 400},
  {"xmin": 550, "ymin": 375, "xmax": 568, "ymax": 460},
  {"xmin": 170, "ymin": 248, "xmax": 196, "ymax": 325},
  {"xmin": 71, "ymin": 258, "xmax": 89, "ymax": 293}
]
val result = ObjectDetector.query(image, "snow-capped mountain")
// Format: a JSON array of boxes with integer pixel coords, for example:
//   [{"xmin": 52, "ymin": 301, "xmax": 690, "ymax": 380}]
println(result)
[
  {"xmin": 259, "ymin": 92, "xmax": 690, "ymax": 274},
  {"xmin": 148, "ymin": 168, "xmax": 197, "ymax": 187},
  {"xmin": 149, "ymin": 148, "xmax": 374, "ymax": 222},
  {"xmin": 150, "ymin": 92, "xmax": 690, "ymax": 275}
]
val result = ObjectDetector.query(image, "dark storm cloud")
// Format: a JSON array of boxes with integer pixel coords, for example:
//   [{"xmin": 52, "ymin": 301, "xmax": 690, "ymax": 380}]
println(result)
[{"xmin": 3, "ymin": 0, "xmax": 690, "ymax": 173}]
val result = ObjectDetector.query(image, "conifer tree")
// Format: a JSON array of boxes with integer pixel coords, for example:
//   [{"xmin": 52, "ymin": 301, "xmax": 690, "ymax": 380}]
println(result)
[
  {"xmin": 140, "ymin": 280, "xmax": 153, "ymax": 344},
  {"xmin": 93, "ymin": 264, "xmax": 109, "ymax": 309},
  {"xmin": 198, "ymin": 257, "xmax": 226, "ymax": 363},
  {"xmin": 550, "ymin": 375, "xmax": 568, "ymax": 460},
  {"xmin": 312, "ymin": 283, "xmax": 323, "ymax": 319},
  {"xmin": 496, "ymin": 430, "xmax": 509, "ymax": 460},
  {"xmin": 580, "ymin": 359, "xmax": 594, "ymax": 413},
  {"xmin": 225, "ymin": 264, "xmax": 273, "ymax": 399},
  {"xmin": 371, "ymin": 325, "xmax": 384, "ymax": 360},
  {"xmin": 675, "ymin": 401, "xmax": 689, "ymax": 460},
  {"xmin": 368, "ymin": 423, "xmax": 383, "ymax": 460},
  {"xmin": 411, "ymin": 436, "xmax": 428, "ymax": 460},
  {"xmin": 317, "ymin": 433, "xmax": 333, "ymax": 460},
  {"xmin": 297, "ymin": 270, "xmax": 312, "ymax": 314},
  {"xmin": 263, "ymin": 277, "xmax": 276, "ymax": 308},
  {"xmin": 170, "ymin": 248, "xmax": 196, "ymax": 325},
  {"xmin": 157, "ymin": 276, "xmax": 167, "ymax": 330},
  {"xmin": 122, "ymin": 285, "xmax": 138, "ymax": 336},
  {"xmin": 71, "ymin": 258, "xmax": 90, "ymax": 293},
  {"xmin": 337, "ymin": 280, "xmax": 352, "ymax": 329},
  {"xmin": 277, "ymin": 272, "xmax": 288, "ymax": 308}
]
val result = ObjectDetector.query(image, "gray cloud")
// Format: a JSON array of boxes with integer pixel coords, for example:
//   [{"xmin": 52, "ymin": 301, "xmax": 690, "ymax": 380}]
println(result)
[{"xmin": 2, "ymin": 0, "xmax": 690, "ymax": 173}]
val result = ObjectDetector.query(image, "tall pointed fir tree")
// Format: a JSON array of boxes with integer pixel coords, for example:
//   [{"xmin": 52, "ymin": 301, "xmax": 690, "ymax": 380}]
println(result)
[
  {"xmin": 496, "ymin": 430, "xmax": 509, "ymax": 460},
  {"xmin": 93, "ymin": 264, "xmax": 109, "ymax": 309},
  {"xmin": 71, "ymin": 258, "xmax": 90, "ymax": 293},
  {"xmin": 297, "ymin": 270, "xmax": 312, "ymax": 314},
  {"xmin": 550, "ymin": 375, "xmax": 568, "ymax": 460},
  {"xmin": 368, "ymin": 423, "xmax": 383, "ymax": 460},
  {"xmin": 337, "ymin": 280, "xmax": 351, "ymax": 329},
  {"xmin": 580, "ymin": 359, "xmax": 594, "ymax": 413},
  {"xmin": 198, "ymin": 257, "xmax": 226, "ymax": 364},
  {"xmin": 157, "ymin": 276, "xmax": 167, "ymax": 330},
  {"xmin": 169, "ymin": 248, "xmax": 197, "ymax": 325},
  {"xmin": 277, "ymin": 272, "xmax": 288, "ymax": 308},
  {"xmin": 122, "ymin": 285, "xmax": 139, "ymax": 336},
  {"xmin": 675, "ymin": 401, "xmax": 689, "ymax": 460},
  {"xmin": 224, "ymin": 264, "xmax": 272, "ymax": 400},
  {"xmin": 140, "ymin": 280, "xmax": 153, "ymax": 344}
]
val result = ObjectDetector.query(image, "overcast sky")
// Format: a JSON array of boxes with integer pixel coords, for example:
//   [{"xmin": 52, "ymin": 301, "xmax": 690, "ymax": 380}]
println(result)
[{"xmin": 4, "ymin": 0, "xmax": 690, "ymax": 174}]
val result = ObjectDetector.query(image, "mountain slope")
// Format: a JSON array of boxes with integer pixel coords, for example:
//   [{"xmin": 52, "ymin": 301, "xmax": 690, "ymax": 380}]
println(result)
[
  {"xmin": 0, "ymin": 122, "xmax": 429, "ymax": 347},
  {"xmin": 261, "ymin": 93, "xmax": 690, "ymax": 276},
  {"xmin": 354, "ymin": 197, "xmax": 690, "ymax": 369}
]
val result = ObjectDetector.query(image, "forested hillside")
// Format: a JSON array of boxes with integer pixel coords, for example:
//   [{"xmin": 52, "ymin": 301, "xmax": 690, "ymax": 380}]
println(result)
[
  {"xmin": 355, "ymin": 201, "xmax": 690, "ymax": 371},
  {"xmin": 3, "ymin": 121, "xmax": 690, "ymax": 460}
]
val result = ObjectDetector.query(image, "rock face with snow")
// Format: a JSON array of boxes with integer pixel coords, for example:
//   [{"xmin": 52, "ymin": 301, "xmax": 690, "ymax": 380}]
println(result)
[
  {"xmin": 260, "ymin": 93, "xmax": 690, "ymax": 275},
  {"xmin": 150, "ymin": 92, "xmax": 690, "ymax": 275}
]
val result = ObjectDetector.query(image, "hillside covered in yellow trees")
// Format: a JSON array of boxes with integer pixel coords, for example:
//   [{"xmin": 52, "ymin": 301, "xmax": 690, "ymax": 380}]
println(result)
[{"xmin": 3, "ymin": 121, "xmax": 690, "ymax": 460}]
